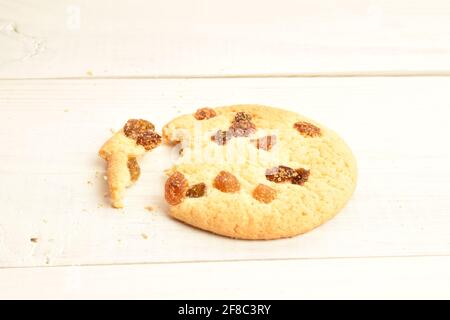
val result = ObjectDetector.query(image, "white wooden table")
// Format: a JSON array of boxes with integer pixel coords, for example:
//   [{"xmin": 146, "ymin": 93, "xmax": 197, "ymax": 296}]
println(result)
[{"xmin": 1, "ymin": 0, "xmax": 450, "ymax": 299}]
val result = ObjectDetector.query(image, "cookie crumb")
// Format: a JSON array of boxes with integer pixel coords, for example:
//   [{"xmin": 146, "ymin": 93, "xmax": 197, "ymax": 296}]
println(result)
[
  {"xmin": 141, "ymin": 233, "xmax": 148, "ymax": 240},
  {"xmin": 87, "ymin": 180, "xmax": 93, "ymax": 185},
  {"xmin": 30, "ymin": 237, "xmax": 38, "ymax": 243},
  {"xmin": 145, "ymin": 205, "xmax": 157, "ymax": 212}
]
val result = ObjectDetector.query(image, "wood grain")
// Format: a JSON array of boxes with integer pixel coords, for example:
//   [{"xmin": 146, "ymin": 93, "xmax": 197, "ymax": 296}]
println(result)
[
  {"xmin": 0, "ymin": 77, "xmax": 449, "ymax": 267},
  {"xmin": 1, "ymin": 0, "xmax": 450, "ymax": 78},
  {"xmin": 1, "ymin": 256, "xmax": 450, "ymax": 299}
]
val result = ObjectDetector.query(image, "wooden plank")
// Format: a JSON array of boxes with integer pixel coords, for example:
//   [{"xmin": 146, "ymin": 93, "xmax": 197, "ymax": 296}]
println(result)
[
  {"xmin": 1, "ymin": 256, "xmax": 450, "ymax": 299},
  {"xmin": 1, "ymin": 0, "xmax": 450, "ymax": 78},
  {"xmin": 0, "ymin": 77, "xmax": 449, "ymax": 267}
]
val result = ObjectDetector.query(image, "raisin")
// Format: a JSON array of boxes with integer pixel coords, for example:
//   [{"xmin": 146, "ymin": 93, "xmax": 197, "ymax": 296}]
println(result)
[
  {"xmin": 211, "ymin": 130, "xmax": 232, "ymax": 145},
  {"xmin": 265, "ymin": 166, "xmax": 296, "ymax": 183},
  {"xmin": 186, "ymin": 183, "xmax": 207, "ymax": 198},
  {"xmin": 234, "ymin": 112, "xmax": 252, "ymax": 122},
  {"xmin": 229, "ymin": 112, "xmax": 256, "ymax": 137},
  {"xmin": 229, "ymin": 120, "xmax": 256, "ymax": 137},
  {"xmin": 291, "ymin": 168, "xmax": 310, "ymax": 185},
  {"xmin": 252, "ymin": 184, "xmax": 277, "ymax": 203},
  {"xmin": 194, "ymin": 108, "xmax": 217, "ymax": 120},
  {"xmin": 213, "ymin": 171, "xmax": 240, "ymax": 193},
  {"xmin": 293, "ymin": 121, "xmax": 321, "ymax": 137},
  {"xmin": 165, "ymin": 172, "xmax": 189, "ymax": 205},
  {"xmin": 127, "ymin": 157, "xmax": 140, "ymax": 182},
  {"xmin": 136, "ymin": 131, "xmax": 162, "ymax": 150},
  {"xmin": 124, "ymin": 119, "xmax": 155, "ymax": 140},
  {"xmin": 251, "ymin": 135, "xmax": 277, "ymax": 151}
]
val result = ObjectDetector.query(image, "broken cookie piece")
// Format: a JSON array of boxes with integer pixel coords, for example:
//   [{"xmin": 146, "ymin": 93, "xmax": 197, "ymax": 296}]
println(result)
[{"xmin": 99, "ymin": 119, "xmax": 161, "ymax": 208}]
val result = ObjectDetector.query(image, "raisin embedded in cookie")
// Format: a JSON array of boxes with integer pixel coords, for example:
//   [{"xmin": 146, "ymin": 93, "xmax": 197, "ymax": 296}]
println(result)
[
  {"xmin": 162, "ymin": 105, "xmax": 357, "ymax": 240},
  {"xmin": 99, "ymin": 119, "xmax": 161, "ymax": 208}
]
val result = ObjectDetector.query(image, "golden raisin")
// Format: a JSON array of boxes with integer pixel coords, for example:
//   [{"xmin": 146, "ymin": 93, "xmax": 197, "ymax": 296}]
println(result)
[
  {"xmin": 124, "ymin": 119, "xmax": 155, "ymax": 139},
  {"xmin": 165, "ymin": 172, "xmax": 189, "ymax": 205},
  {"xmin": 291, "ymin": 168, "xmax": 310, "ymax": 185},
  {"xmin": 211, "ymin": 130, "xmax": 232, "ymax": 145},
  {"xmin": 136, "ymin": 131, "xmax": 162, "ymax": 151},
  {"xmin": 186, "ymin": 183, "xmax": 207, "ymax": 198},
  {"xmin": 194, "ymin": 108, "xmax": 217, "ymax": 120},
  {"xmin": 127, "ymin": 157, "xmax": 140, "ymax": 182},
  {"xmin": 293, "ymin": 121, "xmax": 321, "ymax": 137},
  {"xmin": 265, "ymin": 166, "xmax": 296, "ymax": 183},
  {"xmin": 251, "ymin": 135, "xmax": 277, "ymax": 151},
  {"xmin": 252, "ymin": 184, "xmax": 277, "ymax": 203},
  {"xmin": 213, "ymin": 171, "xmax": 240, "ymax": 193}
]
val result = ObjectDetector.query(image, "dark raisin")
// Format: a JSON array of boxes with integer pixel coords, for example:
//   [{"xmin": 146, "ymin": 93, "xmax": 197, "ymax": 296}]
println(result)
[
  {"xmin": 291, "ymin": 168, "xmax": 310, "ymax": 185},
  {"xmin": 229, "ymin": 120, "xmax": 256, "ymax": 137},
  {"xmin": 229, "ymin": 112, "xmax": 256, "ymax": 137},
  {"xmin": 213, "ymin": 171, "xmax": 240, "ymax": 193},
  {"xmin": 211, "ymin": 130, "xmax": 232, "ymax": 145},
  {"xmin": 252, "ymin": 184, "xmax": 277, "ymax": 203},
  {"xmin": 136, "ymin": 131, "xmax": 162, "ymax": 150},
  {"xmin": 234, "ymin": 112, "xmax": 252, "ymax": 122},
  {"xmin": 124, "ymin": 119, "xmax": 155, "ymax": 140},
  {"xmin": 251, "ymin": 135, "xmax": 277, "ymax": 151},
  {"xmin": 265, "ymin": 166, "xmax": 296, "ymax": 183},
  {"xmin": 186, "ymin": 183, "xmax": 207, "ymax": 198},
  {"xmin": 194, "ymin": 108, "xmax": 217, "ymax": 120},
  {"xmin": 127, "ymin": 157, "xmax": 140, "ymax": 182},
  {"xmin": 165, "ymin": 172, "xmax": 189, "ymax": 205},
  {"xmin": 293, "ymin": 121, "xmax": 321, "ymax": 137}
]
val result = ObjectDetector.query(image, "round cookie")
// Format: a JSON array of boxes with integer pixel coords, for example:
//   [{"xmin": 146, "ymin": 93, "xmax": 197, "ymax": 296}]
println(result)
[{"xmin": 162, "ymin": 105, "xmax": 357, "ymax": 240}]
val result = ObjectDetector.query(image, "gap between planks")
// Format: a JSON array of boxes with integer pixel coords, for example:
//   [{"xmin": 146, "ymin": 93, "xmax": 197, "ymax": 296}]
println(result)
[
  {"xmin": 2, "ymin": 253, "xmax": 450, "ymax": 271},
  {"xmin": 2, "ymin": 70, "xmax": 450, "ymax": 81}
]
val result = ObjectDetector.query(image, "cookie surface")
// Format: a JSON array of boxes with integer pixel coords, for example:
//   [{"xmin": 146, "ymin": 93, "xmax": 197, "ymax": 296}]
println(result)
[{"xmin": 163, "ymin": 105, "xmax": 357, "ymax": 240}]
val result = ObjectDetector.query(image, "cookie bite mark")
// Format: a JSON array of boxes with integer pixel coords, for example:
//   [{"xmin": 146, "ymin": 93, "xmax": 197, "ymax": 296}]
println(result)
[
  {"xmin": 252, "ymin": 184, "xmax": 277, "ymax": 204},
  {"xmin": 294, "ymin": 121, "xmax": 321, "ymax": 137},
  {"xmin": 213, "ymin": 171, "xmax": 240, "ymax": 193},
  {"xmin": 194, "ymin": 107, "xmax": 217, "ymax": 120},
  {"xmin": 99, "ymin": 119, "xmax": 162, "ymax": 208},
  {"xmin": 127, "ymin": 156, "xmax": 140, "ymax": 182},
  {"xmin": 291, "ymin": 168, "xmax": 310, "ymax": 186},
  {"xmin": 251, "ymin": 135, "xmax": 277, "ymax": 151},
  {"xmin": 229, "ymin": 112, "xmax": 256, "ymax": 137},
  {"xmin": 265, "ymin": 166, "xmax": 297, "ymax": 183},
  {"xmin": 186, "ymin": 183, "xmax": 207, "ymax": 198},
  {"xmin": 211, "ymin": 130, "xmax": 233, "ymax": 145},
  {"xmin": 165, "ymin": 172, "xmax": 189, "ymax": 205}
]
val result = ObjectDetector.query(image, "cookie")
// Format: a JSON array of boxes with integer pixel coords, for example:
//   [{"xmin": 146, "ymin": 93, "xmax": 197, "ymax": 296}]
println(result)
[
  {"xmin": 162, "ymin": 105, "xmax": 357, "ymax": 240},
  {"xmin": 99, "ymin": 119, "xmax": 161, "ymax": 208}
]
